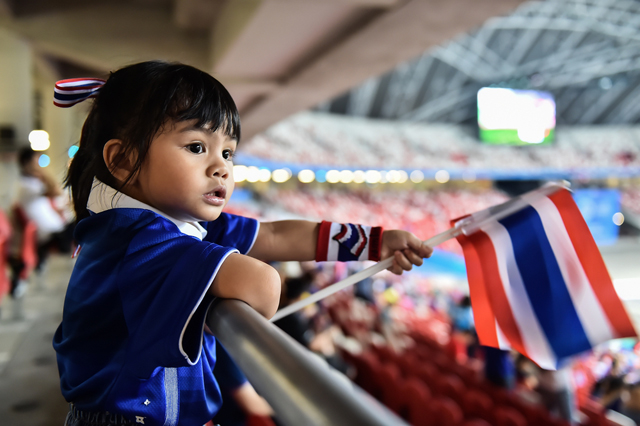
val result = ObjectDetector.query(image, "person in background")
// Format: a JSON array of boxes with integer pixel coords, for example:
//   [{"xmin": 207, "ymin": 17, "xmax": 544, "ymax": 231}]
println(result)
[
  {"xmin": 536, "ymin": 366, "xmax": 578, "ymax": 424},
  {"xmin": 483, "ymin": 346, "xmax": 516, "ymax": 389},
  {"xmin": 9, "ymin": 147, "xmax": 74, "ymax": 296},
  {"xmin": 274, "ymin": 272, "xmax": 350, "ymax": 376},
  {"xmin": 16, "ymin": 148, "xmax": 74, "ymax": 255}
]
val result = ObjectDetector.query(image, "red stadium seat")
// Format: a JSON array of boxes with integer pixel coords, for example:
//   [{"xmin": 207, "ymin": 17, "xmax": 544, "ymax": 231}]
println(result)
[
  {"xmin": 495, "ymin": 406, "xmax": 528, "ymax": 426},
  {"xmin": 462, "ymin": 420, "xmax": 492, "ymax": 426},
  {"xmin": 404, "ymin": 378, "xmax": 433, "ymax": 426},
  {"xmin": 431, "ymin": 397, "xmax": 464, "ymax": 426},
  {"xmin": 415, "ymin": 363, "xmax": 439, "ymax": 387},
  {"xmin": 462, "ymin": 389, "xmax": 495, "ymax": 424},
  {"xmin": 379, "ymin": 362, "xmax": 402, "ymax": 407},
  {"xmin": 434, "ymin": 373, "xmax": 467, "ymax": 404},
  {"xmin": 246, "ymin": 415, "xmax": 276, "ymax": 426},
  {"xmin": 396, "ymin": 352, "xmax": 420, "ymax": 378},
  {"xmin": 10, "ymin": 205, "xmax": 38, "ymax": 281},
  {"xmin": 0, "ymin": 210, "xmax": 11, "ymax": 302},
  {"xmin": 19, "ymin": 221, "xmax": 38, "ymax": 280},
  {"xmin": 351, "ymin": 351, "xmax": 381, "ymax": 397}
]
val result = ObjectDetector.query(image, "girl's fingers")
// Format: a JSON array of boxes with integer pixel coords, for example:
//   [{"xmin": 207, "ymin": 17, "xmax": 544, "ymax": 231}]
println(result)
[
  {"xmin": 394, "ymin": 250, "xmax": 413, "ymax": 271},
  {"xmin": 404, "ymin": 249, "xmax": 424, "ymax": 267}
]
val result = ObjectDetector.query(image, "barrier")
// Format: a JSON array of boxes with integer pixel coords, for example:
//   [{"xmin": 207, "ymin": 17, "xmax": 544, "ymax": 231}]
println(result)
[{"xmin": 207, "ymin": 299, "xmax": 409, "ymax": 426}]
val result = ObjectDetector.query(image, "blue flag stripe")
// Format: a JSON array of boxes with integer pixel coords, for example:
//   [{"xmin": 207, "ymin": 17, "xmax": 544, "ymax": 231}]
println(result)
[{"xmin": 499, "ymin": 206, "xmax": 593, "ymax": 359}]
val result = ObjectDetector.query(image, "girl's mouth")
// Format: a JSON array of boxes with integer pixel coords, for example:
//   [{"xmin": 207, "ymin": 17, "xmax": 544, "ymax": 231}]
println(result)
[{"xmin": 203, "ymin": 187, "xmax": 227, "ymax": 206}]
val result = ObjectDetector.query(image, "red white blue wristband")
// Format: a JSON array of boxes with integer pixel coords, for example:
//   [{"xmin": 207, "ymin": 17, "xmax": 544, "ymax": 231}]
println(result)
[{"xmin": 316, "ymin": 221, "xmax": 383, "ymax": 262}]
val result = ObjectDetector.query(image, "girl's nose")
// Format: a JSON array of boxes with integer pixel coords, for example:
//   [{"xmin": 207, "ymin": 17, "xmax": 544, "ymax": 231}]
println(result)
[{"xmin": 210, "ymin": 159, "xmax": 229, "ymax": 179}]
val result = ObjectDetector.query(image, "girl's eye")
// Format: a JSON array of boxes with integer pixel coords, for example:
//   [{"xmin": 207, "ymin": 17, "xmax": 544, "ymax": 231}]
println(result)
[
  {"xmin": 223, "ymin": 149, "xmax": 235, "ymax": 160},
  {"xmin": 187, "ymin": 143, "xmax": 205, "ymax": 154}
]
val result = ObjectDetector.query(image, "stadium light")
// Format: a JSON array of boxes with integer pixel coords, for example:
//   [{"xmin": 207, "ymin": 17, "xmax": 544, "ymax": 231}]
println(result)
[
  {"xmin": 353, "ymin": 170, "xmax": 365, "ymax": 184},
  {"xmin": 38, "ymin": 154, "xmax": 50, "ymax": 167},
  {"xmin": 463, "ymin": 172, "xmax": 476, "ymax": 183},
  {"xmin": 410, "ymin": 170, "xmax": 424, "ymax": 183},
  {"xmin": 246, "ymin": 166, "xmax": 260, "ymax": 183},
  {"xmin": 68, "ymin": 145, "xmax": 79, "ymax": 158},
  {"xmin": 435, "ymin": 170, "xmax": 450, "ymax": 183},
  {"xmin": 365, "ymin": 170, "xmax": 381, "ymax": 184},
  {"xmin": 613, "ymin": 212, "xmax": 624, "ymax": 226},
  {"xmin": 326, "ymin": 170, "xmax": 340, "ymax": 183},
  {"xmin": 233, "ymin": 165, "xmax": 248, "ymax": 182},
  {"xmin": 339, "ymin": 170, "xmax": 354, "ymax": 184},
  {"xmin": 272, "ymin": 168, "xmax": 291, "ymax": 183},
  {"xmin": 298, "ymin": 169, "xmax": 315, "ymax": 183},
  {"xmin": 258, "ymin": 168, "xmax": 271, "ymax": 182},
  {"xmin": 29, "ymin": 130, "xmax": 50, "ymax": 151}
]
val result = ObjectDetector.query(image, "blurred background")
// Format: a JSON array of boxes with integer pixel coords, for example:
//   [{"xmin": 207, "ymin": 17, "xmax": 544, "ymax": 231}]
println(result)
[{"xmin": 1, "ymin": 0, "xmax": 640, "ymax": 425}]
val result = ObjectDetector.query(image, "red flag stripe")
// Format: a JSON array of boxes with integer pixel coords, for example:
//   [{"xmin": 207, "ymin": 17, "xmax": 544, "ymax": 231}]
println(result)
[
  {"xmin": 467, "ymin": 230, "xmax": 529, "ymax": 358},
  {"xmin": 549, "ymin": 190, "xmax": 636, "ymax": 339},
  {"xmin": 457, "ymin": 233, "xmax": 499, "ymax": 348}
]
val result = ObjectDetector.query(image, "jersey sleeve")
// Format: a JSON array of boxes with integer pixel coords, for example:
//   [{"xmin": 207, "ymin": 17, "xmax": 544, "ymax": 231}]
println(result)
[
  {"xmin": 202, "ymin": 212, "xmax": 259, "ymax": 255},
  {"xmin": 117, "ymin": 217, "xmax": 238, "ymax": 376}
]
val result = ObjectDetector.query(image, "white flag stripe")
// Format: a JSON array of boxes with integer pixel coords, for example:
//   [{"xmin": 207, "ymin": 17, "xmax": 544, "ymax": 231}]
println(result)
[
  {"xmin": 327, "ymin": 222, "xmax": 342, "ymax": 261},
  {"xmin": 482, "ymin": 221, "xmax": 557, "ymax": 370},
  {"xmin": 524, "ymin": 194, "xmax": 615, "ymax": 345},
  {"xmin": 495, "ymin": 321, "xmax": 511, "ymax": 351}
]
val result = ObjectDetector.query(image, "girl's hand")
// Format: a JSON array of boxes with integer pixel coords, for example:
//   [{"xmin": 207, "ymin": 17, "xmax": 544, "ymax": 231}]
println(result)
[{"xmin": 380, "ymin": 230, "xmax": 433, "ymax": 275}]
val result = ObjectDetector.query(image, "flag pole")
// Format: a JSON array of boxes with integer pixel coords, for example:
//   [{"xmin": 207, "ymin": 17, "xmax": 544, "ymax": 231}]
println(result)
[{"xmin": 270, "ymin": 226, "xmax": 461, "ymax": 322}]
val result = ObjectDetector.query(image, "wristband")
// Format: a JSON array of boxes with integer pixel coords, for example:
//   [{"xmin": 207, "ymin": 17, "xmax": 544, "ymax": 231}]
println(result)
[{"xmin": 316, "ymin": 221, "xmax": 383, "ymax": 262}]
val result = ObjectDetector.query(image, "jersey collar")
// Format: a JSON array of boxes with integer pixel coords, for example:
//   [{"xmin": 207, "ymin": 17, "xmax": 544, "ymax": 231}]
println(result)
[{"xmin": 87, "ymin": 179, "xmax": 207, "ymax": 241}]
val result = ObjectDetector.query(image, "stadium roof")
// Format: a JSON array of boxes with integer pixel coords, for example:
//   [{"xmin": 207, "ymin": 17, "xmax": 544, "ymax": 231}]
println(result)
[
  {"xmin": 319, "ymin": 0, "xmax": 640, "ymax": 126},
  {"xmin": 0, "ymin": 0, "xmax": 525, "ymax": 139}
]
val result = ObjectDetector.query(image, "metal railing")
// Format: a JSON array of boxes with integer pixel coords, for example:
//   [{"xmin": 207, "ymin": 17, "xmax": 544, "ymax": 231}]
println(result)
[{"xmin": 207, "ymin": 299, "xmax": 409, "ymax": 426}]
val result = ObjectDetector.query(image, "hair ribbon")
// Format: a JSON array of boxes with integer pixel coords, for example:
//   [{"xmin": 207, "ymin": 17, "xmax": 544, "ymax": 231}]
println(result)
[{"xmin": 53, "ymin": 78, "xmax": 106, "ymax": 108}]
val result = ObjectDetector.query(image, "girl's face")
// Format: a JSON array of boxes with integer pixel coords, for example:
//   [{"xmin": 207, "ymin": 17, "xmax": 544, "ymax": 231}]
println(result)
[{"xmin": 133, "ymin": 119, "xmax": 236, "ymax": 222}]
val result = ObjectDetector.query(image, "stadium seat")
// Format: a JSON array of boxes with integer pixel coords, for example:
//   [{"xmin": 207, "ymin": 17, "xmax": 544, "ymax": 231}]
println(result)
[
  {"xmin": 434, "ymin": 373, "xmax": 466, "ymax": 404},
  {"xmin": 431, "ymin": 397, "xmax": 464, "ymax": 426},
  {"xmin": 462, "ymin": 389, "xmax": 495, "ymax": 424},
  {"xmin": 0, "ymin": 209, "xmax": 11, "ymax": 302},
  {"xmin": 462, "ymin": 420, "xmax": 492, "ymax": 426},
  {"xmin": 378, "ymin": 362, "xmax": 402, "ymax": 406},
  {"xmin": 246, "ymin": 415, "xmax": 277, "ymax": 426},
  {"xmin": 494, "ymin": 406, "xmax": 528, "ymax": 426},
  {"xmin": 351, "ymin": 351, "xmax": 381, "ymax": 397},
  {"xmin": 415, "ymin": 362, "xmax": 439, "ymax": 387},
  {"xmin": 404, "ymin": 378, "xmax": 433, "ymax": 426}
]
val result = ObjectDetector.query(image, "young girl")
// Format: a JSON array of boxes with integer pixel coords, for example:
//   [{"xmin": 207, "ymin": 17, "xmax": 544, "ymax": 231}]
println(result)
[{"xmin": 53, "ymin": 60, "xmax": 432, "ymax": 426}]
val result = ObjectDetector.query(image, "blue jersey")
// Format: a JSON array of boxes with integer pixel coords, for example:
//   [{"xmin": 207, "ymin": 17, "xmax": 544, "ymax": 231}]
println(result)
[{"xmin": 53, "ymin": 208, "xmax": 258, "ymax": 426}]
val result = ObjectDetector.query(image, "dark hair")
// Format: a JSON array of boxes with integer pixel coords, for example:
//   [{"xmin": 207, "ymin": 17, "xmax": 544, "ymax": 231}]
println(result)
[
  {"xmin": 18, "ymin": 146, "xmax": 37, "ymax": 169},
  {"xmin": 65, "ymin": 60, "xmax": 241, "ymax": 220},
  {"xmin": 284, "ymin": 273, "xmax": 314, "ymax": 301}
]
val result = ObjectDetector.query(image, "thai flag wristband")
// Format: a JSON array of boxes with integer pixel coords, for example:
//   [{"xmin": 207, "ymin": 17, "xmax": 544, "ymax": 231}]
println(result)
[{"xmin": 316, "ymin": 221, "xmax": 383, "ymax": 262}]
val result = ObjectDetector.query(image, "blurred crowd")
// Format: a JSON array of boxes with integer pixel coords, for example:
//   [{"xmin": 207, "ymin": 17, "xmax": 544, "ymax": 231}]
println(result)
[
  {"xmin": 263, "ymin": 258, "xmax": 640, "ymax": 426},
  {"xmin": 0, "ymin": 147, "xmax": 75, "ymax": 320}
]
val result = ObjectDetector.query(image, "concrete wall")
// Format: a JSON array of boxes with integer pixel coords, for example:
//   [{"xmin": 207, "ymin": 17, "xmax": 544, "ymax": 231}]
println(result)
[{"xmin": 0, "ymin": 27, "xmax": 32, "ymax": 210}]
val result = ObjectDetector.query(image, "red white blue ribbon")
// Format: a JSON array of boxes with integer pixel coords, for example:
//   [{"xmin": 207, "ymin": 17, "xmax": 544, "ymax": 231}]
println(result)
[{"xmin": 53, "ymin": 78, "xmax": 106, "ymax": 108}]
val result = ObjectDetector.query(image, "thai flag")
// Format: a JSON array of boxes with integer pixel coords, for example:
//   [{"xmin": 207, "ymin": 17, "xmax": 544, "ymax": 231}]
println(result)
[{"xmin": 453, "ymin": 183, "xmax": 636, "ymax": 369}]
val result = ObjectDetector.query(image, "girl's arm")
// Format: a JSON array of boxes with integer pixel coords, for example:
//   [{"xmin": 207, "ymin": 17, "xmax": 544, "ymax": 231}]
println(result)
[
  {"xmin": 209, "ymin": 253, "xmax": 281, "ymax": 318},
  {"xmin": 248, "ymin": 220, "xmax": 320, "ymax": 262},
  {"xmin": 248, "ymin": 220, "xmax": 433, "ymax": 274}
]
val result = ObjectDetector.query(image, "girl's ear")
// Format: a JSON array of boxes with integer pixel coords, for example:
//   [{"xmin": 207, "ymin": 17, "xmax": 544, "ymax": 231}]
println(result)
[{"xmin": 103, "ymin": 139, "xmax": 137, "ymax": 184}]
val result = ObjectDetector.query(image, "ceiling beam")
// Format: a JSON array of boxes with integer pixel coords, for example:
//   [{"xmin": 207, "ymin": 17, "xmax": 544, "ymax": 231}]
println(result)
[
  {"xmin": 173, "ymin": 0, "xmax": 226, "ymax": 32},
  {"xmin": 239, "ymin": 0, "xmax": 527, "ymax": 141},
  {"xmin": 6, "ymin": 4, "xmax": 209, "ymax": 73}
]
